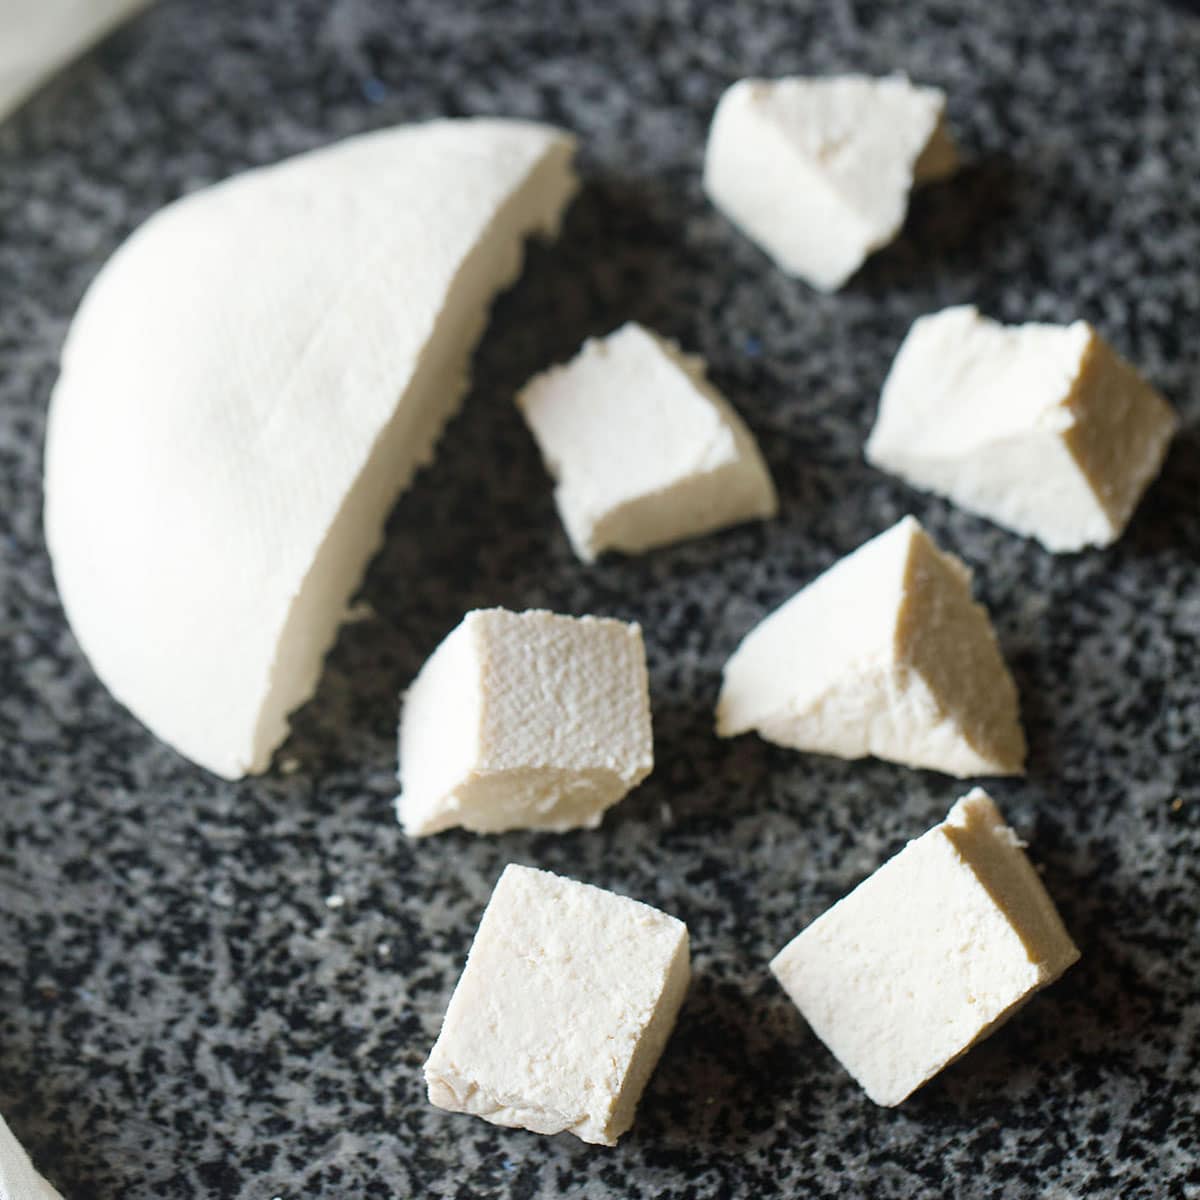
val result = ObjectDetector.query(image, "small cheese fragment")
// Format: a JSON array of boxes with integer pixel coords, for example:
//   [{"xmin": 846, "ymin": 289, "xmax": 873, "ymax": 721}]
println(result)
[
  {"xmin": 0, "ymin": 0, "xmax": 153, "ymax": 123},
  {"xmin": 703, "ymin": 74, "xmax": 957, "ymax": 291},
  {"xmin": 716, "ymin": 516, "xmax": 1025, "ymax": 777},
  {"xmin": 516, "ymin": 323, "xmax": 778, "ymax": 562},
  {"xmin": 425, "ymin": 863, "xmax": 690, "ymax": 1145},
  {"xmin": 0, "ymin": 1112, "xmax": 63, "ymax": 1200},
  {"xmin": 866, "ymin": 305, "xmax": 1179, "ymax": 552},
  {"xmin": 44, "ymin": 119, "xmax": 577, "ymax": 779},
  {"xmin": 397, "ymin": 608, "xmax": 653, "ymax": 835},
  {"xmin": 771, "ymin": 789, "xmax": 1080, "ymax": 1106}
]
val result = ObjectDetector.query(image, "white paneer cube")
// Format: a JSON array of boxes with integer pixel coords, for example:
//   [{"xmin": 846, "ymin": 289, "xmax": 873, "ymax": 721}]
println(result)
[
  {"xmin": 0, "ymin": 1112, "xmax": 62, "ymax": 1200},
  {"xmin": 424, "ymin": 863, "xmax": 691, "ymax": 1145},
  {"xmin": 716, "ymin": 516, "xmax": 1026, "ymax": 777},
  {"xmin": 771, "ymin": 789, "xmax": 1080, "ymax": 1106},
  {"xmin": 866, "ymin": 305, "xmax": 1179, "ymax": 552},
  {"xmin": 397, "ymin": 609, "xmax": 653, "ymax": 836},
  {"xmin": 703, "ymin": 74, "xmax": 957, "ymax": 291},
  {"xmin": 516, "ymin": 322, "xmax": 777, "ymax": 563}
]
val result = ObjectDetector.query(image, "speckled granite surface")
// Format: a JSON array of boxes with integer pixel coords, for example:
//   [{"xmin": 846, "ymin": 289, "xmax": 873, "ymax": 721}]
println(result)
[{"xmin": 1, "ymin": 1, "xmax": 1199, "ymax": 1196}]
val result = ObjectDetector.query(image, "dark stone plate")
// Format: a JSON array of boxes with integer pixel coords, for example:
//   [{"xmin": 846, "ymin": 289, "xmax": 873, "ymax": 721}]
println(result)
[{"xmin": 1, "ymin": 2, "xmax": 1196, "ymax": 1196}]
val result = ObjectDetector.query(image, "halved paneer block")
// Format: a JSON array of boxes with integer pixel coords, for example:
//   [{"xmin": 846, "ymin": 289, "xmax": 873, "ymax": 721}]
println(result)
[
  {"xmin": 866, "ymin": 305, "xmax": 1179, "ymax": 551},
  {"xmin": 397, "ymin": 609, "xmax": 653, "ymax": 835},
  {"xmin": 716, "ymin": 516, "xmax": 1025, "ymax": 777},
  {"xmin": 517, "ymin": 322, "xmax": 777, "ymax": 562},
  {"xmin": 704, "ymin": 74, "xmax": 957, "ymax": 291},
  {"xmin": 771, "ymin": 789, "xmax": 1080, "ymax": 1105},
  {"xmin": 44, "ymin": 119, "xmax": 577, "ymax": 778},
  {"xmin": 425, "ymin": 863, "xmax": 690, "ymax": 1145}
]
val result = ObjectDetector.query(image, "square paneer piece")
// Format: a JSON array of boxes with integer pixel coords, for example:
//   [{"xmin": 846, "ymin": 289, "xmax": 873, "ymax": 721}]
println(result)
[
  {"xmin": 424, "ymin": 864, "xmax": 691, "ymax": 1145},
  {"xmin": 771, "ymin": 789, "xmax": 1080, "ymax": 1106},
  {"xmin": 397, "ymin": 608, "xmax": 653, "ymax": 836},
  {"xmin": 866, "ymin": 305, "xmax": 1179, "ymax": 551},
  {"xmin": 516, "ymin": 322, "xmax": 777, "ymax": 563},
  {"xmin": 703, "ymin": 74, "xmax": 957, "ymax": 291}
]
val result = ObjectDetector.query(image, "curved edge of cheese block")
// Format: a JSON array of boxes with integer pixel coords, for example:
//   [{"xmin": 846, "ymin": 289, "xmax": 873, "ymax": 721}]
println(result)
[
  {"xmin": 0, "ymin": 0, "xmax": 154, "ymax": 123},
  {"xmin": 44, "ymin": 118, "xmax": 578, "ymax": 778},
  {"xmin": 0, "ymin": 1112, "xmax": 63, "ymax": 1200}
]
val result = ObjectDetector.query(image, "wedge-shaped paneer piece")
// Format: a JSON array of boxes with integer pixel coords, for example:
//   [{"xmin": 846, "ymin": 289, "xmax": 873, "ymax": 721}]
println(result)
[
  {"xmin": 866, "ymin": 305, "xmax": 1179, "ymax": 552},
  {"xmin": 716, "ymin": 516, "xmax": 1025, "ymax": 777},
  {"xmin": 0, "ymin": 1112, "xmax": 62, "ymax": 1199},
  {"xmin": 44, "ymin": 119, "xmax": 577, "ymax": 779},
  {"xmin": 397, "ymin": 609, "xmax": 653, "ymax": 835},
  {"xmin": 771, "ymin": 789, "xmax": 1080, "ymax": 1106},
  {"xmin": 517, "ymin": 323, "xmax": 777, "ymax": 562},
  {"xmin": 704, "ymin": 74, "xmax": 957, "ymax": 291},
  {"xmin": 425, "ymin": 863, "xmax": 690, "ymax": 1145}
]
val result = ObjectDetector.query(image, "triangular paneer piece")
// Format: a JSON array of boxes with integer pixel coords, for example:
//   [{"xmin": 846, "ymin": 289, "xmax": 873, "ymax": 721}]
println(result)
[
  {"xmin": 0, "ymin": 0, "xmax": 153, "ymax": 123},
  {"xmin": 866, "ymin": 305, "xmax": 1179, "ymax": 551},
  {"xmin": 45, "ymin": 119, "xmax": 577, "ymax": 779},
  {"xmin": 716, "ymin": 517, "xmax": 1025, "ymax": 777},
  {"xmin": 0, "ymin": 1112, "xmax": 62, "ymax": 1200},
  {"xmin": 704, "ymin": 74, "xmax": 957, "ymax": 291}
]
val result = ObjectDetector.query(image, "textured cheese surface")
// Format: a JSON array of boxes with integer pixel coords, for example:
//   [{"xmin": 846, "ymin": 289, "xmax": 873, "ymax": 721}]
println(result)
[
  {"xmin": 44, "ymin": 119, "xmax": 577, "ymax": 778},
  {"xmin": 0, "ymin": 0, "xmax": 153, "ymax": 122},
  {"xmin": 0, "ymin": 1112, "xmax": 62, "ymax": 1200},
  {"xmin": 425, "ymin": 863, "xmax": 690, "ymax": 1145},
  {"xmin": 517, "ymin": 322, "xmax": 777, "ymax": 561},
  {"xmin": 716, "ymin": 516, "xmax": 1025, "ymax": 776},
  {"xmin": 397, "ymin": 609, "xmax": 653, "ymax": 835},
  {"xmin": 703, "ymin": 74, "xmax": 957, "ymax": 291},
  {"xmin": 771, "ymin": 789, "xmax": 1080, "ymax": 1106},
  {"xmin": 867, "ymin": 305, "xmax": 1179, "ymax": 551}
]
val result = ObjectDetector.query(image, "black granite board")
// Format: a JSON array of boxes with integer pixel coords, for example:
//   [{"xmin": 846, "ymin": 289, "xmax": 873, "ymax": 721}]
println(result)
[{"xmin": 2, "ymin": 1, "xmax": 1199, "ymax": 1197}]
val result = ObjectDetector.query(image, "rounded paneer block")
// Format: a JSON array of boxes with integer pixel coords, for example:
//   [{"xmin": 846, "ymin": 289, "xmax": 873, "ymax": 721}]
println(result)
[
  {"xmin": 703, "ymin": 74, "xmax": 957, "ymax": 291},
  {"xmin": 516, "ymin": 322, "xmax": 777, "ymax": 562},
  {"xmin": 866, "ymin": 305, "xmax": 1180, "ymax": 551},
  {"xmin": 0, "ymin": 0, "xmax": 153, "ymax": 122},
  {"xmin": 0, "ymin": 1111, "xmax": 63, "ymax": 1200},
  {"xmin": 397, "ymin": 608, "xmax": 654, "ymax": 835},
  {"xmin": 44, "ymin": 119, "xmax": 577, "ymax": 779},
  {"xmin": 425, "ymin": 863, "xmax": 691, "ymax": 1145},
  {"xmin": 771, "ymin": 789, "xmax": 1080, "ymax": 1106},
  {"xmin": 716, "ymin": 515, "xmax": 1026, "ymax": 777}
]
